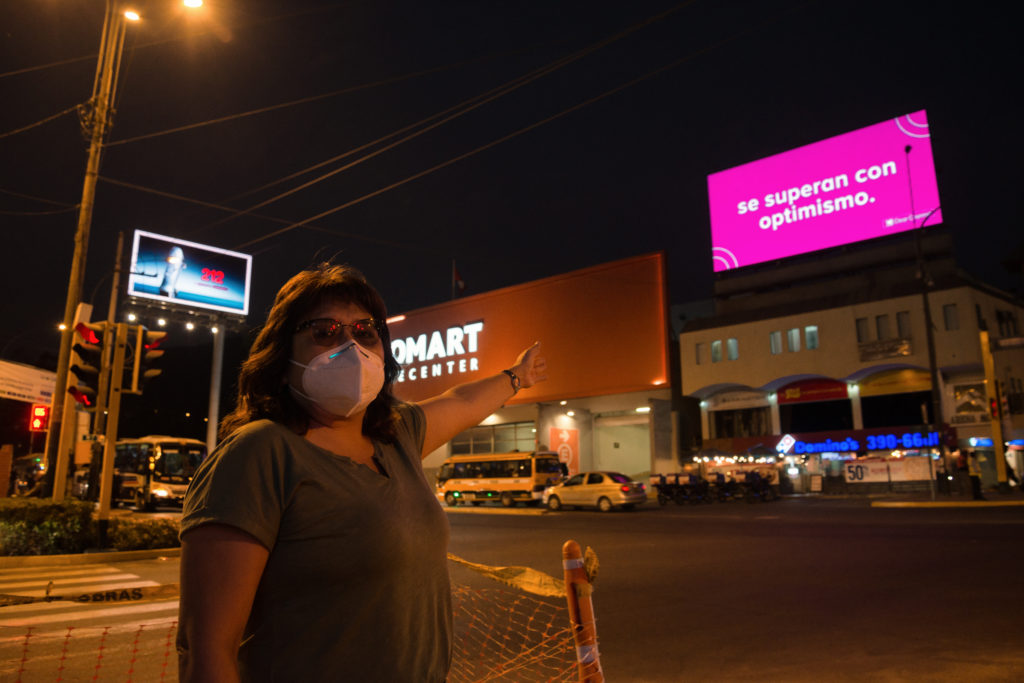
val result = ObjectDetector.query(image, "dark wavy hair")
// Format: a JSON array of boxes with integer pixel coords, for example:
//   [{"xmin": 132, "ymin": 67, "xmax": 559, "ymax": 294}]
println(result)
[{"xmin": 218, "ymin": 263, "xmax": 402, "ymax": 442}]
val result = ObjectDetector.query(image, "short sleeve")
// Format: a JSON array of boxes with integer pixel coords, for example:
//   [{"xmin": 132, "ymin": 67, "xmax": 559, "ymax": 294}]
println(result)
[
  {"xmin": 179, "ymin": 421, "xmax": 291, "ymax": 550},
  {"xmin": 392, "ymin": 402, "xmax": 426, "ymax": 455}
]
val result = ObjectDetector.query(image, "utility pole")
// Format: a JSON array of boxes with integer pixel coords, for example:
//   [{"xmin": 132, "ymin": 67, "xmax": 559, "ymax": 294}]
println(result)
[{"xmin": 44, "ymin": 4, "xmax": 133, "ymax": 498}]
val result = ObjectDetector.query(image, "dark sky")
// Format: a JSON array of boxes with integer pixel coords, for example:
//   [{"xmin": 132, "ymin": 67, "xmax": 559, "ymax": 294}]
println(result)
[{"xmin": 1, "ymin": 0, "xmax": 1020, "ymax": 367}]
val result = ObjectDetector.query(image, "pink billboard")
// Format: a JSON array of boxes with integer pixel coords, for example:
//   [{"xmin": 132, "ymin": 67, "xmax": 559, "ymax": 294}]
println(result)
[{"xmin": 707, "ymin": 110, "xmax": 942, "ymax": 272}]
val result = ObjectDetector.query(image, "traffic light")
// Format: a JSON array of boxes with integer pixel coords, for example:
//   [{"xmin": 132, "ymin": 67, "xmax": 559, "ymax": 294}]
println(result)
[
  {"xmin": 990, "ymin": 397, "xmax": 1000, "ymax": 420},
  {"xmin": 68, "ymin": 321, "xmax": 108, "ymax": 410},
  {"xmin": 29, "ymin": 404, "xmax": 50, "ymax": 432},
  {"xmin": 126, "ymin": 325, "xmax": 166, "ymax": 394}
]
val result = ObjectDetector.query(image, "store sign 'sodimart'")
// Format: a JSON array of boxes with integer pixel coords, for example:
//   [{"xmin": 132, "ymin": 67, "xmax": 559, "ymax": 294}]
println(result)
[{"xmin": 391, "ymin": 321, "xmax": 484, "ymax": 383}]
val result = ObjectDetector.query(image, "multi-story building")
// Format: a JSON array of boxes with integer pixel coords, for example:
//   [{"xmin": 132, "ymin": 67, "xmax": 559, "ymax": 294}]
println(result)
[{"xmin": 679, "ymin": 229, "xmax": 1024, "ymax": 490}]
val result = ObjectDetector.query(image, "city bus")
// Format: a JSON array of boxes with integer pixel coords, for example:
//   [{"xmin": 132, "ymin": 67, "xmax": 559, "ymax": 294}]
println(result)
[
  {"xmin": 435, "ymin": 451, "xmax": 566, "ymax": 507},
  {"xmin": 112, "ymin": 435, "xmax": 207, "ymax": 511}
]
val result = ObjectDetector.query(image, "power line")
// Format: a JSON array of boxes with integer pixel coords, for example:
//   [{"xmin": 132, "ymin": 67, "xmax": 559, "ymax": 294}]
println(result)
[
  {"xmin": 0, "ymin": 188, "xmax": 78, "ymax": 208},
  {"xmin": 195, "ymin": 1, "xmax": 694, "ymax": 234},
  {"xmin": 235, "ymin": 0, "xmax": 810, "ymax": 250},
  {"xmin": 0, "ymin": 105, "xmax": 80, "ymax": 140},
  {"xmin": 95, "ymin": 175, "xmax": 443, "ymax": 255}
]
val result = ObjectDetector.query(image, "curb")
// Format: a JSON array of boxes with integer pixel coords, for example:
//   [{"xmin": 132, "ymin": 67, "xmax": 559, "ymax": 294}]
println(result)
[
  {"xmin": 0, "ymin": 547, "xmax": 180, "ymax": 570},
  {"xmin": 871, "ymin": 500, "xmax": 1024, "ymax": 509}
]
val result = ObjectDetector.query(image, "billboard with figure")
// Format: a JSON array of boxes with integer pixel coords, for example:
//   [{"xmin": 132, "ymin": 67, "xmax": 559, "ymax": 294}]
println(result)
[
  {"xmin": 127, "ymin": 230, "xmax": 252, "ymax": 316},
  {"xmin": 707, "ymin": 110, "xmax": 942, "ymax": 272}
]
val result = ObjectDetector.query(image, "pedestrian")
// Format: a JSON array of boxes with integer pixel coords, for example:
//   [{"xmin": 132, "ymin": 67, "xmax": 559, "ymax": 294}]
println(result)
[
  {"xmin": 176, "ymin": 263, "xmax": 547, "ymax": 683},
  {"xmin": 967, "ymin": 450, "xmax": 986, "ymax": 501}
]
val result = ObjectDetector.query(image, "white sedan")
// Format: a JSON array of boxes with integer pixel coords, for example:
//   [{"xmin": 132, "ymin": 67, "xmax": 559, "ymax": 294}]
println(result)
[{"xmin": 543, "ymin": 471, "xmax": 647, "ymax": 512}]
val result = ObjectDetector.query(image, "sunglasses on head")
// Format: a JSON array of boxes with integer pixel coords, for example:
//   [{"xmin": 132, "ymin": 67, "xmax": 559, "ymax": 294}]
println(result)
[{"xmin": 295, "ymin": 317, "xmax": 382, "ymax": 347}]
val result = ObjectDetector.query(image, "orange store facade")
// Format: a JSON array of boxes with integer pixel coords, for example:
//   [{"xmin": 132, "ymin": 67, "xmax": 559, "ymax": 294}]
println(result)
[{"xmin": 388, "ymin": 253, "xmax": 673, "ymax": 481}]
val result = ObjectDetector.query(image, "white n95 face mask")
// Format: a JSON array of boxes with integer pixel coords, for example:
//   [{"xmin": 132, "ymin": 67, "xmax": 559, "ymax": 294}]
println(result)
[{"xmin": 289, "ymin": 340, "xmax": 385, "ymax": 418}]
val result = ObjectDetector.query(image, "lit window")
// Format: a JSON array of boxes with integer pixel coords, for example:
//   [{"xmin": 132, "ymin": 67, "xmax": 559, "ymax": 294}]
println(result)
[
  {"xmin": 769, "ymin": 331, "xmax": 782, "ymax": 355},
  {"xmin": 855, "ymin": 317, "xmax": 869, "ymax": 342},
  {"xmin": 726, "ymin": 338, "xmax": 738, "ymax": 361},
  {"xmin": 711, "ymin": 340, "xmax": 722, "ymax": 363},
  {"xmin": 897, "ymin": 311, "xmax": 911, "ymax": 339},
  {"xmin": 943, "ymin": 303, "xmax": 959, "ymax": 331},
  {"xmin": 786, "ymin": 328, "xmax": 800, "ymax": 352},
  {"xmin": 805, "ymin": 326, "xmax": 819, "ymax": 350}
]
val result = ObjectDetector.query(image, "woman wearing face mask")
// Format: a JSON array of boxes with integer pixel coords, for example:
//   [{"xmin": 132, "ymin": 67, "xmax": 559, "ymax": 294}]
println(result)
[{"xmin": 176, "ymin": 263, "xmax": 547, "ymax": 683}]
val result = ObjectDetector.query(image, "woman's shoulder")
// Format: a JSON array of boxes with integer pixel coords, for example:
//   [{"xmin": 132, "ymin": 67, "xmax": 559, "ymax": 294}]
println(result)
[{"xmin": 215, "ymin": 419, "xmax": 302, "ymax": 458}]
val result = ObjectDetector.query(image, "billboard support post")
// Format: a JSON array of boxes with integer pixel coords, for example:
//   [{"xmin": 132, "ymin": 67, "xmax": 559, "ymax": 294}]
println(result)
[{"xmin": 207, "ymin": 320, "xmax": 225, "ymax": 455}]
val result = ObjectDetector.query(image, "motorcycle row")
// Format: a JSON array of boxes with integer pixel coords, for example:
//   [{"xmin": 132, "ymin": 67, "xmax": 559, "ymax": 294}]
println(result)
[{"xmin": 654, "ymin": 471, "xmax": 778, "ymax": 505}]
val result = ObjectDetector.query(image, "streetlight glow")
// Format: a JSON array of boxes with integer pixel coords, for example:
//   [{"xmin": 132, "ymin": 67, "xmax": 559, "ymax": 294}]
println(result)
[
  {"xmin": 124, "ymin": 10, "xmax": 141, "ymax": 21},
  {"xmin": 184, "ymin": 0, "xmax": 204, "ymax": 7}
]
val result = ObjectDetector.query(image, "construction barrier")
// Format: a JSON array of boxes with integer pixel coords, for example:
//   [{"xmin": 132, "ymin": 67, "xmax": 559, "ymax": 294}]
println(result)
[{"xmin": 2, "ymin": 543, "xmax": 600, "ymax": 682}]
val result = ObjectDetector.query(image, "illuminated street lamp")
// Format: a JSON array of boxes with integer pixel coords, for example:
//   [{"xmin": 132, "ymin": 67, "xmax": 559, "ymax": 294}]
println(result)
[{"xmin": 43, "ymin": 0, "xmax": 203, "ymax": 500}]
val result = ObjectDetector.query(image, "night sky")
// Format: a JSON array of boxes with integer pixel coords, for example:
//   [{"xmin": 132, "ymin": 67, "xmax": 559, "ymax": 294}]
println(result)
[{"xmin": 2, "ymin": 0, "xmax": 1020, "ymax": 371}]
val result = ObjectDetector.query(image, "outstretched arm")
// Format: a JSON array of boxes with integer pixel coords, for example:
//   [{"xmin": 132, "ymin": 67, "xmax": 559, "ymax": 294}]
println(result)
[{"xmin": 417, "ymin": 342, "xmax": 547, "ymax": 456}]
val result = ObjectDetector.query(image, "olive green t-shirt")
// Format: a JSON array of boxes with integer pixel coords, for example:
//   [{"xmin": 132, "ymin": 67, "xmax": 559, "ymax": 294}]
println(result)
[{"xmin": 179, "ymin": 403, "xmax": 451, "ymax": 682}]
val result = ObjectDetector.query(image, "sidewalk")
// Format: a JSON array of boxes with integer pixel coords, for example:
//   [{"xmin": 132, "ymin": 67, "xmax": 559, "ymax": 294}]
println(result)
[{"xmin": 869, "ymin": 484, "xmax": 1024, "ymax": 508}]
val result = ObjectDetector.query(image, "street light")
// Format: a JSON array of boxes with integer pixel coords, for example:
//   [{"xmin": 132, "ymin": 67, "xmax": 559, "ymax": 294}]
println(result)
[
  {"xmin": 43, "ymin": 0, "xmax": 203, "ymax": 500},
  {"xmin": 904, "ymin": 144, "xmax": 943, "ymax": 501}
]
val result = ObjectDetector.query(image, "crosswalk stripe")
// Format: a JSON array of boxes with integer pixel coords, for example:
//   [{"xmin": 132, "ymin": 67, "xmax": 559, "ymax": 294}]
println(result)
[
  {"xmin": 0, "ymin": 599, "xmax": 179, "ymax": 627},
  {"xmin": 0, "ymin": 566, "xmax": 122, "ymax": 580},
  {"xmin": 0, "ymin": 573, "xmax": 144, "ymax": 590}
]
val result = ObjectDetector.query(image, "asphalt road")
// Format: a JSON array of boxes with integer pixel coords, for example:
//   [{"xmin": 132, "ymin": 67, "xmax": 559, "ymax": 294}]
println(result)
[
  {"xmin": 447, "ymin": 497, "xmax": 1024, "ymax": 682},
  {"xmin": 4, "ymin": 497, "xmax": 1024, "ymax": 682}
]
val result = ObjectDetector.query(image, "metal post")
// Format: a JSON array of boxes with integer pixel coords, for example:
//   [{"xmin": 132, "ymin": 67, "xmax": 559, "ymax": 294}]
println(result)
[
  {"xmin": 51, "ymin": 302, "xmax": 93, "ymax": 502},
  {"xmin": 979, "ymin": 330, "xmax": 1009, "ymax": 490},
  {"xmin": 97, "ymin": 322, "xmax": 128, "ymax": 547},
  {"xmin": 44, "ymin": 2, "xmax": 127, "ymax": 498},
  {"xmin": 206, "ymin": 322, "xmax": 225, "ymax": 454},
  {"xmin": 94, "ymin": 231, "xmax": 124, "ymax": 436}
]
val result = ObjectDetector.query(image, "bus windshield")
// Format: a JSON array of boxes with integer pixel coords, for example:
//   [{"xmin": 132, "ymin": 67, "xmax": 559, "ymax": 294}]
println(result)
[{"xmin": 155, "ymin": 444, "xmax": 205, "ymax": 483}]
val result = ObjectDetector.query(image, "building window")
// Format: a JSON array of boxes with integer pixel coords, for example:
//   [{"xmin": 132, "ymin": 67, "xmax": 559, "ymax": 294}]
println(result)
[
  {"xmin": 943, "ymin": 303, "xmax": 959, "ymax": 331},
  {"xmin": 769, "ymin": 331, "xmax": 783, "ymax": 355},
  {"xmin": 897, "ymin": 311, "xmax": 911, "ymax": 339},
  {"xmin": 855, "ymin": 317, "xmax": 869, "ymax": 343},
  {"xmin": 451, "ymin": 421, "xmax": 536, "ymax": 454},
  {"xmin": 695, "ymin": 342, "xmax": 705, "ymax": 366},
  {"xmin": 786, "ymin": 328, "xmax": 800, "ymax": 352},
  {"xmin": 726, "ymin": 338, "xmax": 738, "ymax": 360},
  {"xmin": 711, "ymin": 340, "xmax": 722, "ymax": 363},
  {"xmin": 710, "ymin": 406, "xmax": 771, "ymax": 439},
  {"xmin": 997, "ymin": 309, "xmax": 1019, "ymax": 337},
  {"xmin": 805, "ymin": 325, "xmax": 819, "ymax": 350},
  {"xmin": 876, "ymin": 314, "xmax": 891, "ymax": 340}
]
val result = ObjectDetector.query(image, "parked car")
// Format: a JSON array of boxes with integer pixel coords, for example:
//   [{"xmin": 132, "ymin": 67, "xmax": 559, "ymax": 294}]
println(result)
[{"xmin": 542, "ymin": 471, "xmax": 647, "ymax": 512}]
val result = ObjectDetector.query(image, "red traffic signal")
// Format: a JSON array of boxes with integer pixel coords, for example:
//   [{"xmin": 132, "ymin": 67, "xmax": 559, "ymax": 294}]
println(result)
[
  {"xmin": 127, "ymin": 326, "xmax": 166, "ymax": 394},
  {"xmin": 68, "ymin": 321, "xmax": 108, "ymax": 410},
  {"xmin": 29, "ymin": 404, "xmax": 50, "ymax": 431}
]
